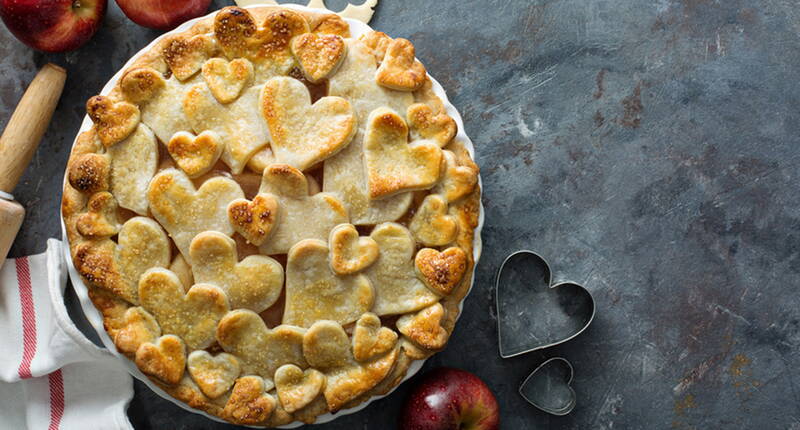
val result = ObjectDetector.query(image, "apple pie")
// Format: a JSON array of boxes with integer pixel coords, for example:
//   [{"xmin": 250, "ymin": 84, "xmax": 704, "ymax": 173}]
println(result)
[{"xmin": 62, "ymin": 5, "xmax": 480, "ymax": 426}]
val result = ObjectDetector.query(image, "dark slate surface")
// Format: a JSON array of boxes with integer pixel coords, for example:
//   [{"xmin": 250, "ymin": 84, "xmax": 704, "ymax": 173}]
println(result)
[{"xmin": 3, "ymin": 0, "xmax": 800, "ymax": 428}]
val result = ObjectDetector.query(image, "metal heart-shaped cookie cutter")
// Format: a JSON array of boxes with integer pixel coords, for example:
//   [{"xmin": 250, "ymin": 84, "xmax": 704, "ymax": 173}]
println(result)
[
  {"xmin": 519, "ymin": 357, "xmax": 577, "ymax": 416},
  {"xmin": 495, "ymin": 250, "xmax": 595, "ymax": 358}
]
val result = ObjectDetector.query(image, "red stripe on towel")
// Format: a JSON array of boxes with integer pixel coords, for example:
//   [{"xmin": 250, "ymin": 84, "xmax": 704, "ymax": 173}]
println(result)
[
  {"xmin": 48, "ymin": 370, "xmax": 65, "ymax": 430},
  {"xmin": 16, "ymin": 257, "xmax": 36, "ymax": 379}
]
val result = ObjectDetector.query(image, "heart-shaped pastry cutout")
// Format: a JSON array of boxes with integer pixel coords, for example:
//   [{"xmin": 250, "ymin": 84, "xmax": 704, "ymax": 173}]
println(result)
[
  {"xmin": 261, "ymin": 76, "xmax": 355, "ymax": 171},
  {"xmin": 135, "ymin": 334, "xmax": 186, "ymax": 385},
  {"xmin": 112, "ymin": 307, "xmax": 160, "ymax": 355},
  {"xmin": 303, "ymin": 320, "xmax": 399, "ymax": 411},
  {"xmin": 274, "ymin": 364, "xmax": 326, "ymax": 413},
  {"xmin": 284, "ymin": 239, "xmax": 374, "ymax": 327},
  {"xmin": 365, "ymin": 222, "xmax": 439, "ymax": 316},
  {"xmin": 329, "ymin": 223, "xmax": 379, "ymax": 275},
  {"xmin": 409, "ymin": 195, "xmax": 457, "ymax": 246},
  {"xmin": 162, "ymin": 34, "xmax": 217, "ymax": 81},
  {"xmin": 202, "ymin": 58, "xmax": 253, "ymax": 104},
  {"xmin": 407, "ymin": 103, "xmax": 456, "ymax": 147},
  {"xmin": 216, "ymin": 310, "xmax": 306, "ymax": 390},
  {"xmin": 147, "ymin": 168, "xmax": 244, "ymax": 258},
  {"xmin": 138, "ymin": 268, "xmax": 229, "ymax": 349},
  {"xmin": 167, "ymin": 131, "xmax": 223, "ymax": 178},
  {"xmin": 222, "ymin": 375, "xmax": 277, "ymax": 425},
  {"xmin": 190, "ymin": 231, "xmax": 283, "ymax": 312},
  {"xmin": 108, "ymin": 124, "xmax": 158, "ymax": 216},
  {"xmin": 396, "ymin": 302, "xmax": 448, "ymax": 351},
  {"xmin": 74, "ymin": 217, "xmax": 171, "ymax": 304},
  {"xmin": 86, "ymin": 96, "xmax": 141, "ymax": 147},
  {"xmin": 187, "ymin": 351, "xmax": 241, "ymax": 399},
  {"xmin": 415, "ymin": 247, "xmax": 468, "ymax": 296},
  {"xmin": 291, "ymin": 33, "xmax": 346, "ymax": 83},
  {"xmin": 120, "ymin": 67, "xmax": 166, "ymax": 103},
  {"xmin": 363, "ymin": 107, "xmax": 442, "ymax": 199},
  {"xmin": 352, "ymin": 312, "xmax": 398, "ymax": 362},
  {"xmin": 519, "ymin": 357, "xmax": 577, "ymax": 416},
  {"xmin": 68, "ymin": 153, "xmax": 110, "ymax": 195},
  {"xmin": 434, "ymin": 149, "xmax": 479, "ymax": 203},
  {"xmin": 376, "ymin": 38, "xmax": 427, "ymax": 91},
  {"xmin": 496, "ymin": 251, "xmax": 595, "ymax": 358},
  {"xmin": 227, "ymin": 194, "xmax": 279, "ymax": 246},
  {"xmin": 76, "ymin": 191, "xmax": 120, "ymax": 238}
]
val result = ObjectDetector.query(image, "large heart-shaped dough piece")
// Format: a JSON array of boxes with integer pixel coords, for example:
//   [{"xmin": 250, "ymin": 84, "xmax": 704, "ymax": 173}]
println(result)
[
  {"xmin": 216, "ymin": 309, "xmax": 307, "ymax": 390},
  {"xmin": 363, "ymin": 107, "xmax": 442, "ymax": 199},
  {"xmin": 108, "ymin": 123, "xmax": 158, "ymax": 216},
  {"xmin": 496, "ymin": 251, "xmax": 595, "ymax": 358},
  {"xmin": 138, "ymin": 74, "xmax": 198, "ymax": 144},
  {"xmin": 185, "ymin": 83, "xmax": 269, "ymax": 174},
  {"xmin": 274, "ymin": 364, "xmax": 325, "ymax": 413},
  {"xmin": 365, "ymin": 223, "xmax": 439, "ymax": 316},
  {"xmin": 187, "ymin": 351, "xmax": 241, "ymax": 399},
  {"xmin": 74, "ymin": 217, "xmax": 171, "ymax": 304},
  {"xmin": 135, "ymin": 334, "xmax": 186, "ymax": 385},
  {"xmin": 257, "ymin": 164, "xmax": 348, "ymax": 255},
  {"xmin": 139, "ymin": 268, "xmax": 229, "ymax": 349},
  {"xmin": 190, "ymin": 231, "xmax": 283, "ymax": 312},
  {"xmin": 284, "ymin": 239, "xmax": 374, "ymax": 328},
  {"xmin": 147, "ymin": 168, "xmax": 244, "ymax": 258},
  {"xmin": 261, "ymin": 76, "xmax": 355, "ymax": 171}
]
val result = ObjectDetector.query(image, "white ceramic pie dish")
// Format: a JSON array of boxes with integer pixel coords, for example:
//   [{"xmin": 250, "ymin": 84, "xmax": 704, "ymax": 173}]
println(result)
[{"xmin": 60, "ymin": 3, "xmax": 484, "ymax": 427}]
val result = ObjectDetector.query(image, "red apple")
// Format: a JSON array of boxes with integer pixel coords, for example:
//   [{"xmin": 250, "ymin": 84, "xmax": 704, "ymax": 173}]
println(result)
[
  {"xmin": 400, "ymin": 367, "xmax": 500, "ymax": 430},
  {"xmin": 0, "ymin": 0, "xmax": 107, "ymax": 52},
  {"xmin": 114, "ymin": 0, "xmax": 211, "ymax": 31}
]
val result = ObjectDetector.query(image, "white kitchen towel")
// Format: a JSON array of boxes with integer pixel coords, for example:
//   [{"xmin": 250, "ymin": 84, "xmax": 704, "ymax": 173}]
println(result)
[{"xmin": 0, "ymin": 239, "xmax": 134, "ymax": 430}]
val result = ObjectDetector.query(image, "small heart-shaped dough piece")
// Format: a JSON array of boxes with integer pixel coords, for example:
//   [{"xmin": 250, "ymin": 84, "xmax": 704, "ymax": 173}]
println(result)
[
  {"xmin": 227, "ymin": 194, "xmax": 279, "ymax": 246},
  {"xmin": 222, "ymin": 376, "xmax": 276, "ymax": 425},
  {"xmin": 190, "ymin": 231, "xmax": 283, "ymax": 312},
  {"xmin": 396, "ymin": 302, "xmax": 448, "ymax": 351},
  {"xmin": 434, "ymin": 149, "xmax": 479, "ymax": 203},
  {"xmin": 409, "ymin": 195, "xmax": 458, "ymax": 246},
  {"xmin": 261, "ymin": 77, "xmax": 355, "ymax": 171},
  {"xmin": 139, "ymin": 268, "xmax": 229, "ymax": 349},
  {"xmin": 360, "ymin": 31, "xmax": 391, "ymax": 62},
  {"xmin": 108, "ymin": 123, "xmax": 158, "ymax": 215},
  {"xmin": 163, "ymin": 34, "xmax": 217, "ymax": 81},
  {"xmin": 68, "ymin": 152, "xmax": 110, "ymax": 194},
  {"xmin": 376, "ymin": 38, "xmax": 427, "ymax": 91},
  {"xmin": 258, "ymin": 164, "xmax": 348, "ymax": 255},
  {"xmin": 185, "ymin": 83, "xmax": 269, "ymax": 174},
  {"xmin": 415, "ymin": 247, "xmax": 468, "ymax": 296},
  {"xmin": 407, "ymin": 103, "xmax": 456, "ymax": 147},
  {"xmin": 120, "ymin": 67, "xmax": 166, "ymax": 103},
  {"xmin": 147, "ymin": 168, "xmax": 244, "ymax": 258},
  {"xmin": 86, "ymin": 96, "xmax": 141, "ymax": 147},
  {"xmin": 202, "ymin": 58, "xmax": 253, "ymax": 103},
  {"xmin": 217, "ymin": 310, "xmax": 307, "ymax": 389},
  {"xmin": 113, "ymin": 307, "xmax": 161, "ymax": 355},
  {"xmin": 274, "ymin": 364, "xmax": 326, "ymax": 413},
  {"xmin": 284, "ymin": 239, "xmax": 374, "ymax": 328},
  {"xmin": 303, "ymin": 320, "xmax": 399, "ymax": 411},
  {"xmin": 76, "ymin": 191, "xmax": 120, "ymax": 238},
  {"xmin": 135, "ymin": 334, "xmax": 186, "ymax": 385},
  {"xmin": 364, "ymin": 107, "xmax": 442, "ymax": 199},
  {"xmin": 329, "ymin": 223, "xmax": 378, "ymax": 275},
  {"xmin": 291, "ymin": 33, "xmax": 346, "ymax": 82},
  {"xmin": 352, "ymin": 313, "xmax": 398, "ymax": 362},
  {"xmin": 187, "ymin": 351, "xmax": 241, "ymax": 399},
  {"xmin": 167, "ymin": 131, "xmax": 223, "ymax": 178},
  {"xmin": 365, "ymin": 223, "xmax": 440, "ymax": 316},
  {"xmin": 74, "ymin": 217, "xmax": 171, "ymax": 303}
]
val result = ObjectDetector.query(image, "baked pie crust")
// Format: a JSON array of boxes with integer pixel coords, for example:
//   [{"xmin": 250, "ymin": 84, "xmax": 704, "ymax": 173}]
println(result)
[{"xmin": 62, "ymin": 5, "xmax": 480, "ymax": 426}]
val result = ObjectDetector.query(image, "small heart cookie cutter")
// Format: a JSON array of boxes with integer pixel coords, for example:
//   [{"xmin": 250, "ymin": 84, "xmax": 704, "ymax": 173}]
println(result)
[
  {"xmin": 495, "ymin": 250, "xmax": 596, "ymax": 358},
  {"xmin": 519, "ymin": 357, "xmax": 577, "ymax": 416}
]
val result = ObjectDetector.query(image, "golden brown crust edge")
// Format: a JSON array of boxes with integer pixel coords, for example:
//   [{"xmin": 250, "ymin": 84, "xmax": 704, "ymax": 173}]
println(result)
[{"xmin": 63, "ymin": 5, "xmax": 481, "ymax": 426}]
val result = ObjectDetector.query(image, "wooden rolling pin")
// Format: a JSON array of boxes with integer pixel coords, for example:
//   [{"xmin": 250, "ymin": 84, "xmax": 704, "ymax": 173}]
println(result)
[{"xmin": 0, "ymin": 64, "xmax": 67, "ymax": 270}]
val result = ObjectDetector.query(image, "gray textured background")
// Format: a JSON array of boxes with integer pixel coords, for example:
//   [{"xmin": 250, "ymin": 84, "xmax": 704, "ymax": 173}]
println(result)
[{"xmin": 4, "ymin": 0, "xmax": 800, "ymax": 428}]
